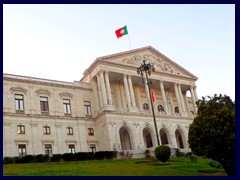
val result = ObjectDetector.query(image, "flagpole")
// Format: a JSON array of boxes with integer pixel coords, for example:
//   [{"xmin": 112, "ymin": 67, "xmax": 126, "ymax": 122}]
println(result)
[
  {"xmin": 126, "ymin": 25, "xmax": 132, "ymax": 49},
  {"xmin": 127, "ymin": 34, "xmax": 132, "ymax": 49}
]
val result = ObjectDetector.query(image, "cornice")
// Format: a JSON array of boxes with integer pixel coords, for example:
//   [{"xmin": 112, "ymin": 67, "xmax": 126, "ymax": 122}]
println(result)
[{"xmin": 4, "ymin": 73, "xmax": 93, "ymax": 91}]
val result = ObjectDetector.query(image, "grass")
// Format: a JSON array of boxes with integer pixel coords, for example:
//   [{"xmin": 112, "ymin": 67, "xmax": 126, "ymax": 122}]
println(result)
[{"xmin": 3, "ymin": 157, "xmax": 227, "ymax": 176}]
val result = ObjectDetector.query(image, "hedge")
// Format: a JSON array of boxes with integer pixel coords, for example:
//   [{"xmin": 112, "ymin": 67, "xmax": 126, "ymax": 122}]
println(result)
[{"xmin": 3, "ymin": 151, "xmax": 117, "ymax": 164}]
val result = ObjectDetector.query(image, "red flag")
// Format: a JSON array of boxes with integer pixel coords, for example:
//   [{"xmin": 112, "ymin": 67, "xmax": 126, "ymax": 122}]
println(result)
[
  {"xmin": 115, "ymin": 25, "xmax": 128, "ymax": 39},
  {"xmin": 151, "ymin": 90, "xmax": 155, "ymax": 103}
]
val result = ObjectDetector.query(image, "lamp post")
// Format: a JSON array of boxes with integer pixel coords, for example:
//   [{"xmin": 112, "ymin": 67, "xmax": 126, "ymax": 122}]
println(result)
[{"xmin": 137, "ymin": 60, "xmax": 160, "ymax": 146}]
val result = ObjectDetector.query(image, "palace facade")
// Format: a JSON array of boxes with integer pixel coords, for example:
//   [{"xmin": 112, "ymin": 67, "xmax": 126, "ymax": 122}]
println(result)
[{"xmin": 3, "ymin": 46, "xmax": 198, "ymax": 158}]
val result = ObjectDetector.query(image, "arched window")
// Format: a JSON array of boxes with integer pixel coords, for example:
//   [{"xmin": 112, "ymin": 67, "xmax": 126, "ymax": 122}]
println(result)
[
  {"xmin": 143, "ymin": 128, "xmax": 153, "ymax": 148},
  {"xmin": 174, "ymin": 107, "xmax": 179, "ymax": 113},
  {"xmin": 120, "ymin": 127, "xmax": 132, "ymax": 150},
  {"xmin": 158, "ymin": 105, "xmax": 164, "ymax": 112},
  {"xmin": 143, "ymin": 103, "xmax": 149, "ymax": 112},
  {"xmin": 175, "ymin": 130, "xmax": 184, "ymax": 149},
  {"xmin": 160, "ymin": 129, "xmax": 169, "ymax": 145}
]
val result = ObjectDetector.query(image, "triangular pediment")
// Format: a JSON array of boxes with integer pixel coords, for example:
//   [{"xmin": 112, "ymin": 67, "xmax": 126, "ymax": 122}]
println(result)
[{"xmin": 96, "ymin": 46, "xmax": 197, "ymax": 80}]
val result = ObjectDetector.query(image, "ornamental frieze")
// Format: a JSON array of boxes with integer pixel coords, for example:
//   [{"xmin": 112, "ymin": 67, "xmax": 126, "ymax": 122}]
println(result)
[{"xmin": 106, "ymin": 53, "xmax": 182, "ymax": 76}]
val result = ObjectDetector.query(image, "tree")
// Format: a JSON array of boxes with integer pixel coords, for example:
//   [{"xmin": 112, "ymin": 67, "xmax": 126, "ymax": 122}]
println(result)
[{"xmin": 188, "ymin": 94, "xmax": 235, "ymax": 176}]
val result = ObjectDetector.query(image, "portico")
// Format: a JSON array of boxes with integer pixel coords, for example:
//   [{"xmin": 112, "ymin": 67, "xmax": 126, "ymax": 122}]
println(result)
[{"xmin": 91, "ymin": 69, "xmax": 198, "ymax": 116}]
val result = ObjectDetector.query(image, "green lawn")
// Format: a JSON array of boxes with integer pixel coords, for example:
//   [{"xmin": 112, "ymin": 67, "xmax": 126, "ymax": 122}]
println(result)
[{"xmin": 3, "ymin": 157, "xmax": 227, "ymax": 176}]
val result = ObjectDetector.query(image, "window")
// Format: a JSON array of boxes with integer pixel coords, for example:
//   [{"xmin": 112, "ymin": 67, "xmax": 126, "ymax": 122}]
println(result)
[
  {"xmin": 84, "ymin": 101, "xmax": 92, "ymax": 115},
  {"xmin": 40, "ymin": 97, "xmax": 49, "ymax": 112},
  {"xmin": 68, "ymin": 144, "xmax": 75, "ymax": 153},
  {"xmin": 45, "ymin": 144, "xmax": 52, "ymax": 156},
  {"xmin": 67, "ymin": 127, "xmax": 73, "ymax": 135},
  {"xmin": 174, "ymin": 107, "xmax": 179, "ymax": 113},
  {"xmin": 17, "ymin": 125, "xmax": 25, "ymax": 134},
  {"xmin": 88, "ymin": 128, "xmax": 94, "ymax": 136},
  {"xmin": 43, "ymin": 126, "xmax": 51, "ymax": 135},
  {"xmin": 90, "ymin": 144, "xmax": 96, "ymax": 153},
  {"xmin": 15, "ymin": 94, "xmax": 24, "ymax": 111},
  {"xmin": 63, "ymin": 99, "xmax": 71, "ymax": 114},
  {"xmin": 143, "ymin": 103, "xmax": 149, "ymax": 112},
  {"xmin": 18, "ymin": 144, "xmax": 26, "ymax": 157},
  {"xmin": 158, "ymin": 105, "xmax": 164, "ymax": 112}
]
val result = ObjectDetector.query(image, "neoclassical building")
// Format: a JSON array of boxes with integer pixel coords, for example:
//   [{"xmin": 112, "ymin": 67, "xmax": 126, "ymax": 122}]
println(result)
[{"xmin": 3, "ymin": 46, "xmax": 198, "ymax": 158}]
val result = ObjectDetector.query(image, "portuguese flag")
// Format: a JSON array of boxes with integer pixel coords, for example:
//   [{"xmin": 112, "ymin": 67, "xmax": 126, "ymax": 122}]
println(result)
[
  {"xmin": 151, "ymin": 90, "xmax": 155, "ymax": 103},
  {"xmin": 115, "ymin": 25, "xmax": 128, "ymax": 39}
]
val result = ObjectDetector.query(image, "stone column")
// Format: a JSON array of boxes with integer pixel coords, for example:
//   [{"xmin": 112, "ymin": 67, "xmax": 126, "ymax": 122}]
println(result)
[
  {"xmin": 135, "ymin": 86, "xmax": 141, "ymax": 110},
  {"xmin": 99, "ymin": 71, "xmax": 108, "ymax": 105},
  {"xmin": 190, "ymin": 86, "xmax": 197, "ymax": 114},
  {"xmin": 116, "ymin": 83, "xmax": 122, "ymax": 109},
  {"xmin": 128, "ymin": 75, "xmax": 136, "ymax": 107},
  {"xmin": 193, "ymin": 86, "xmax": 198, "ymax": 101},
  {"xmin": 159, "ymin": 80, "xmax": 168, "ymax": 114},
  {"xmin": 123, "ymin": 74, "xmax": 131, "ymax": 109},
  {"xmin": 96, "ymin": 74, "xmax": 103, "ymax": 107},
  {"xmin": 177, "ymin": 84, "xmax": 186, "ymax": 112},
  {"xmin": 120, "ymin": 84, "xmax": 127, "ymax": 110},
  {"xmin": 166, "ymin": 91, "xmax": 173, "ymax": 114},
  {"xmin": 183, "ymin": 92, "xmax": 190, "ymax": 115},
  {"xmin": 144, "ymin": 77, "xmax": 150, "ymax": 103},
  {"xmin": 174, "ymin": 83, "xmax": 182, "ymax": 114},
  {"xmin": 104, "ymin": 71, "xmax": 113, "ymax": 105}
]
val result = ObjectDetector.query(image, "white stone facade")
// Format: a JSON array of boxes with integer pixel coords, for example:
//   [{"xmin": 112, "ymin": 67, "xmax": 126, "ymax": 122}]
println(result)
[{"xmin": 3, "ymin": 46, "xmax": 198, "ymax": 158}]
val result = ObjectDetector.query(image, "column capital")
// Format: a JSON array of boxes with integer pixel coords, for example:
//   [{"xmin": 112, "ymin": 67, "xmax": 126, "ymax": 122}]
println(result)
[
  {"xmin": 98, "ymin": 70, "xmax": 104, "ymax": 75},
  {"xmin": 173, "ymin": 82, "xmax": 178, "ymax": 86}
]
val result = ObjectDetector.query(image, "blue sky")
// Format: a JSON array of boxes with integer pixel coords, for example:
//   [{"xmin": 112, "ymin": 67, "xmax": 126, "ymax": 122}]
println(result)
[{"xmin": 3, "ymin": 4, "xmax": 235, "ymax": 101}]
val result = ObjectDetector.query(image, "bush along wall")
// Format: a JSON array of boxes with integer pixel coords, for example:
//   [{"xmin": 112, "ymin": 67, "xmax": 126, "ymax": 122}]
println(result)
[{"xmin": 3, "ymin": 151, "xmax": 117, "ymax": 164}]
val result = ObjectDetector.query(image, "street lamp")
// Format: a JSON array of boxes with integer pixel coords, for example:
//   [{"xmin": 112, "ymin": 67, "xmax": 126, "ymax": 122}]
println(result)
[{"xmin": 137, "ymin": 60, "xmax": 160, "ymax": 146}]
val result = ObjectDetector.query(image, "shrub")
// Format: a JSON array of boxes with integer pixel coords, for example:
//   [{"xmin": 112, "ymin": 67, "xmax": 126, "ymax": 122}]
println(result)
[
  {"xmin": 75, "ymin": 152, "xmax": 89, "ymax": 161},
  {"xmin": 175, "ymin": 148, "xmax": 185, "ymax": 157},
  {"xmin": 190, "ymin": 154, "xmax": 198, "ymax": 163},
  {"xmin": 208, "ymin": 159, "xmax": 223, "ymax": 168},
  {"xmin": 3, "ymin": 157, "xmax": 14, "ymax": 164},
  {"xmin": 51, "ymin": 154, "xmax": 62, "ymax": 162},
  {"xmin": 94, "ymin": 151, "xmax": 105, "ymax": 160},
  {"xmin": 92, "ymin": 151, "xmax": 117, "ymax": 160},
  {"xmin": 108, "ymin": 151, "xmax": 117, "ymax": 159},
  {"xmin": 36, "ymin": 154, "xmax": 49, "ymax": 163},
  {"xmin": 154, "ymin": 145, "xmax": 171, "ymax": 162},
  {"xmin": 87, "ymin": 152, "xmax": 95, "ymax": 160},
  {"xmin": 14, "ymin": 156, "xmax": 24, "ymax": 163},
  {"xmin": 145, "ymin": 150, "xmax": 151, "ymax": 159},
  {"xmin": 76, "ymin": 152, "xmax": 95, "ymax": 160},
  {"xmin": 185, "ymin": 151, "xmax": 193, "ymax": 157},
  {"xmin": 22, "ymin": 155, "xmax": 36, "ymax": 163},
  {"xmin": 62, "ymin": 153, "xmax": 75, "ymax": 161}
]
